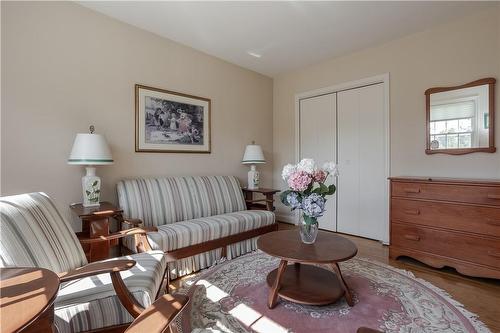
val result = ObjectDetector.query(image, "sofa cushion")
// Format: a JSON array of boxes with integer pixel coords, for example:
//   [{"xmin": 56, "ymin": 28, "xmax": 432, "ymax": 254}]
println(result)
[
  {"xmin": 146, "ymin": 210, "xmax": 275, "ymax": 252},
  {"xmin": 54, "ymin": 251, "xmax": 167, "ymax": 333},
  {"xmin": 117, "ymin": 176, "xmax": 247, "ymax": 227},
  {"xmin": 0, "ymin": 192, "xmax": 88, "ymax": 272},
  {"xmin": 146, "ymin": 210, "xmax": 275, "ymax": 279}
]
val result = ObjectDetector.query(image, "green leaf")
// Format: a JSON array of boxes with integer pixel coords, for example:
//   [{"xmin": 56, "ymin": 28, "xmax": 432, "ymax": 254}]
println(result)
[
  {"xmin": 92, "ymin": 180, "xmax": 98, "ymax": 186},
  {"xmin": 302, "ymin": 214, "xmax": 317, "ymax": 225},
  {"xmin": 94, "ymin": 189, "xmax": 100, "ymax": 193},
  {"xmin": 327, "ymin": 184, "xmax": 336, "ymax": 195},
  {"xmin": 280, "ymin": 190, "xmax": 291, "ymax": 206},
  {"xmin": 85, "ymin": 190, "xmax": 91, "ymax": 195}
]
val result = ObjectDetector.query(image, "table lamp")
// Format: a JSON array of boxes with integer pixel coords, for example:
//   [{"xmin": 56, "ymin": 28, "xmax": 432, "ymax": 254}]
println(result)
[
  {"xmin": 68, "ymin": 125, "xmax": 113, "ymax": 207},
  {"xmin": 242, "ymin": 142, "xmax": 265, "ymax": 189}
]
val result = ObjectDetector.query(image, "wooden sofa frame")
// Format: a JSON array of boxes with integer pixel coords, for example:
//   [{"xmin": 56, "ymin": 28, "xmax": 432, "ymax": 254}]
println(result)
[{"xmin": 120, "ymin": 217, "xmax": 278, "ymax": 291}]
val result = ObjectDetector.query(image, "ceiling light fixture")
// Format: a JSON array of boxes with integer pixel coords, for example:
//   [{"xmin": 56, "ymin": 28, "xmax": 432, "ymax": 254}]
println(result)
[{"xmin": 247, "ymin": 51, "xmax": 262, "ymax": 58}]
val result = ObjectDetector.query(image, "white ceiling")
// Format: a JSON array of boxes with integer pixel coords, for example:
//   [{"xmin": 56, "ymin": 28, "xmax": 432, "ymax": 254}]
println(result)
[{"xmin": 79, "ymin": 1, "xmax": 495, "ymax": 77}]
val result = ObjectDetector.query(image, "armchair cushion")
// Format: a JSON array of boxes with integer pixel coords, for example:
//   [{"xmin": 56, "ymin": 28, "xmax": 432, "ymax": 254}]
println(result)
[{"xmin": 54, "ymin": 251, "xmax": 167, "ymax": 333}]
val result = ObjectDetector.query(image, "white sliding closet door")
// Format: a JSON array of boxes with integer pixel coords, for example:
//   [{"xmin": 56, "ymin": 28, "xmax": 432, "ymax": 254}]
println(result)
[
  {"xmin": 337, "ymin": 83, "xmax": 387, "ymax": 242},
  {"xmin": 299, "ymin": 94, "xmax": 337, "ymax": 231}
]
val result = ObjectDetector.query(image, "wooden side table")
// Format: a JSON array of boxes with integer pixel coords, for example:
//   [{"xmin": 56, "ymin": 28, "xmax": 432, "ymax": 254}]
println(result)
[
  {"xmin": 0, "ymin": 267, "xmax": 60, "ymax": 333},
  {"xmin": 242, "ymin": 188, "xmax": 280, "ymax": 211},
  {"xmin": 70, "ymin": 202, "xmax": 124, "ymax": 262}
]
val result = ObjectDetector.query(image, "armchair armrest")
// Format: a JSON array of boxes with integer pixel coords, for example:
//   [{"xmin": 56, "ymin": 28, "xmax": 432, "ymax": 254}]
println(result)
[
  {"xmin": 59, "ymin": 259, "xmax": 146, "ymax": 318},
  {"xmin": 58, "ymin": 259, "xmax": 136, "ymax": 283},
  {"xmin": 78, "ymin": 228, "xmax": 148, "ymax": 244},
  {"xmin": 125, "ymin": 294, "xmax": 189, "ymax": 333}
]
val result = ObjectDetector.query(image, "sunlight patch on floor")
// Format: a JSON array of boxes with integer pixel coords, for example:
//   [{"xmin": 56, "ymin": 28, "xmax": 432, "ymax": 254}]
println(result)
[
  {"xmin": 252, "ymin": 316, "xmax": 289, "ymax": 333},
  {"xmin": 228, "ymin": 303, "xmax": 261, "ymax": 326},
  {"xmin": 228, "ymin": 303, "xmax": 288, "ymax": 333},
  {"xmin": 196, "ymin": 279, "xmax": 229, "ymax": 302}
]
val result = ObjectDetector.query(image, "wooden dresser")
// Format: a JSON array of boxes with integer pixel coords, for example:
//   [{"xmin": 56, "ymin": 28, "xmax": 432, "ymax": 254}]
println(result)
[{"xmin": 389, "ymin": 177, "xmax": 500, "ymax": 279}]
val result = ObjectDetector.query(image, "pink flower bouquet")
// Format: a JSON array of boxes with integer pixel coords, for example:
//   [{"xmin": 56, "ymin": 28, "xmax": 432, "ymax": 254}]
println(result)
[{"xmin": 280, "ymin": 159, "xmax": 338, "ymax": 225}]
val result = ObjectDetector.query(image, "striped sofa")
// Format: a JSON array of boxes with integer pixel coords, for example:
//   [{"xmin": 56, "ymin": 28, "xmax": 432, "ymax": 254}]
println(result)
[
  {"xmin": 0, "ymin": 192, "xmax": 167, "ymax": 333},
  {"xmin": 117, "ymin": 175, "xmax": 276, "ymax": 279}
]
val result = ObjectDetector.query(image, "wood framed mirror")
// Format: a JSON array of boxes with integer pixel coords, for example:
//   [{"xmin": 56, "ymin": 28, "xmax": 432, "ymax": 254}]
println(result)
[{"xmin": 425, "ymin": 78, "xmax": 496, "ymax": 155}]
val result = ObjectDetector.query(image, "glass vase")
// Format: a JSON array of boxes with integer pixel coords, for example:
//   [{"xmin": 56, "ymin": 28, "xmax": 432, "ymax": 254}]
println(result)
[{"xmin": 299, "ymin": 216, "xmax": 319, "ymax": 244}]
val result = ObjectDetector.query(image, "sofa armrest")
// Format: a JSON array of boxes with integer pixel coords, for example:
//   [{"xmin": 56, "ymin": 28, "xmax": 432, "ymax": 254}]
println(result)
[
  {"xmin": 78, "ymin": 228, "xmax": 148, "ymax": 244},
  {"xmin": 58, "ymin": 259, "xmax": 136, "ymax": 283},
  {"xmin": 123, "ymin": 218, "xmax": 144, "ymax": 227}
]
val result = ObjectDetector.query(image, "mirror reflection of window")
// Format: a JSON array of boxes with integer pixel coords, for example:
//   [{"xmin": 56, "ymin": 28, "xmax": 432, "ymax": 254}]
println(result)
[{"xmin": 429, "ymin": 84, "xmax": 489, "ymax": 150}]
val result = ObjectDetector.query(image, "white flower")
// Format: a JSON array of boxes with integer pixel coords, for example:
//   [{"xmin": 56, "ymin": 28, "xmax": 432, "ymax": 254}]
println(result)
[
  {"xmin": 281, "ymin": 164, "xmax": 296, "ymax": 180},
  {"xmin": 322, "ymin": 161, "xmax": 339, "ymax": 176},
  {"xmin": 297, "ymin": 158, "xmax": 317, "ymax": 174}
]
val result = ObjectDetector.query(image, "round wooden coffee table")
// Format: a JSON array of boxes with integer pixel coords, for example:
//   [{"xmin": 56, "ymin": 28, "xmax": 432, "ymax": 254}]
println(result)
[{"xmin": 257, "ymin": 230, "xmax": 358, "ymax": 309}]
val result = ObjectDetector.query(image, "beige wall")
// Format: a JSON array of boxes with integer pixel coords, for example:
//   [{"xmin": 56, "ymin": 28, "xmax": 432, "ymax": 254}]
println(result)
[
  {"xmin": 1, "ymin": 2, "xmax": 273, "ymax": 229},
  {"xmin": 273, "ymin": 7, "xmax": 500, "ymax": 221}
]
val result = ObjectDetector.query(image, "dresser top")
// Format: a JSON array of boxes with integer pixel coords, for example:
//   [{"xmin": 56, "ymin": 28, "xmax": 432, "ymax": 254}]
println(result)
[{"xmin": 389, "ymin": 176, "xmax": 500, "ymax": 186}]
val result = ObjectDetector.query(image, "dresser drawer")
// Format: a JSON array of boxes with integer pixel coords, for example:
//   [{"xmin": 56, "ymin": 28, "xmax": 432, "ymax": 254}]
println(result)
[
  {"xmin": 391, "ymin": 181, "xmax": 500, "ymax": 206},
  {"xmin": 391, "ymin": 198, "xmax": 500, "ymax": 237},
  {"xmin": 391, "ymin": 223, "xmax": 500, "ymax": 268}
]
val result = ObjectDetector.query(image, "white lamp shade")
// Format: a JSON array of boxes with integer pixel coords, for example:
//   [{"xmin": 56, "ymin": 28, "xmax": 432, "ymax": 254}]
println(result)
[
  {"xmin": 242, "ymin": 144, "xmax": 265, "ymax": 164},
  {"xmin": 68, "ymin": 133, "xmax": 113, "ymax": 165}
]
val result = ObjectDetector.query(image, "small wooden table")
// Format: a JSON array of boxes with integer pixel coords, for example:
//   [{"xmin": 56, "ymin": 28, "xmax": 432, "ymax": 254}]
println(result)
[
  {"xmin": 70, "ymin": 202, "xmax": 124, "ymax": 262},
  {"xmin": 0, "ymin": 267, "xmax": 60, "ymax": 333},
  {"xmin": 242, "ymin": 188, "xmax": 280, "ymax": 211},
  {"xmin": 257, "ymin": 230, "xmax": 358, "ymax": 309}
]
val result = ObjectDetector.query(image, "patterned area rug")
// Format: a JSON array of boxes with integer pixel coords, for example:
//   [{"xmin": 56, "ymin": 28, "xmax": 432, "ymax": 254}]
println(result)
[{"xmin": 173, "ymin": 251, "xmax": 490, "ymax": 333}]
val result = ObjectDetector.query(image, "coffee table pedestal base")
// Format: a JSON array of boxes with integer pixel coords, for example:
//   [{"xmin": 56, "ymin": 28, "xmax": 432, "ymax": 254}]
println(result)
[{"xmin": 266, "ymin": 263, "xmax": 351, "ymax": 308}]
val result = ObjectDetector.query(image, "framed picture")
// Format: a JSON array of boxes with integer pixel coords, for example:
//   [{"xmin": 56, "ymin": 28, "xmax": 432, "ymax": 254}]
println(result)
[{"xmin": 135, "ymin": 84, "xmax": 211, "ymax": 153}]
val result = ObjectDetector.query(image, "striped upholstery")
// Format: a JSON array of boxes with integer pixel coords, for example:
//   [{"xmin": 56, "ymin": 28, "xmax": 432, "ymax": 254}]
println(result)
[
  {"xmin": 0, "ymin": 192, "xmax": 87, "ymax": 272},
  {"xmin": 148, "ymin": 210, "xmax": 275, "ymax": 278},
  {"xmin": 117, "ymin": 176, "xmax": 247, "ymax": 227},
  {"xmin": 0, "ymin": 193, "xmax": 167, "ymax": 333},
  {"xmin": 117, "ymin": 175, "xmax": 276, "ymax": 279},
  {"xmin": 55, "ymin": 251, "xmax": 167, "ymax": 333}
]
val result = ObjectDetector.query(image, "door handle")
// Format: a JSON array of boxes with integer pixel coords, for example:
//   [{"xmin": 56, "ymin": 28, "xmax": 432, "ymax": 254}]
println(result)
[
  {"xmin": 403, "ymin": 209, "xmax": 420, "ymax": 215},
  {"xmin": 404, "ymin": 234, "xmax": 420, "ymax": 241}
]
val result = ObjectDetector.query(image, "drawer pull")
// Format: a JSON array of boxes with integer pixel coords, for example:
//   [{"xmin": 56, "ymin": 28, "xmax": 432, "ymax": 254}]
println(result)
[
  {"xmin": 404, "ymin": 209, "xmax": 420, "ymax": 215},
  {"xmin": 487, "ymin": 194, "xmax": 500, "ymax": 200},
  {"xmin": 488, "ymin": 251, "xmax": 500, "ymax": 258},
  {"xmin": 404, "ymin": 188, "xmax": 421, "ymax": 194},
  {"xmin": 404, "ymin": 234, "xmax": 420, "ymax": 241}
]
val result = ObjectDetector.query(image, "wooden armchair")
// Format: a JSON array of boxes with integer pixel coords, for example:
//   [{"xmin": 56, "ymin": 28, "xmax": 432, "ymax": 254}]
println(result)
[{"xmin": 0, "ymin": 192, "xmax": 169, "ymax": 333}]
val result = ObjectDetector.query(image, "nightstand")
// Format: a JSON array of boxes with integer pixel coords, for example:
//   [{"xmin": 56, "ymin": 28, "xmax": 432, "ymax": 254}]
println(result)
[
  {"xmin": 70, "ymin": 202, "xmax": 124, "ymax": 262},
  {"xmin": 242, "ymin": 188, "xmax": 280, "ymax": 211}
]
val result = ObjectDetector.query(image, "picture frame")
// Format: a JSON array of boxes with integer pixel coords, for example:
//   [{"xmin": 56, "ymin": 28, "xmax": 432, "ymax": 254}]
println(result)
[{"xmin": 135, "ymin": 84, "xmax": 211, "ymax": 153}]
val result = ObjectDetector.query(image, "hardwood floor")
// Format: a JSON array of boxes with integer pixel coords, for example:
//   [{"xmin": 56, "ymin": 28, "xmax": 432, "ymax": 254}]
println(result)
[{"xmin": 170, "ymin": 222, "xmax": 500, "ymax": 332}]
